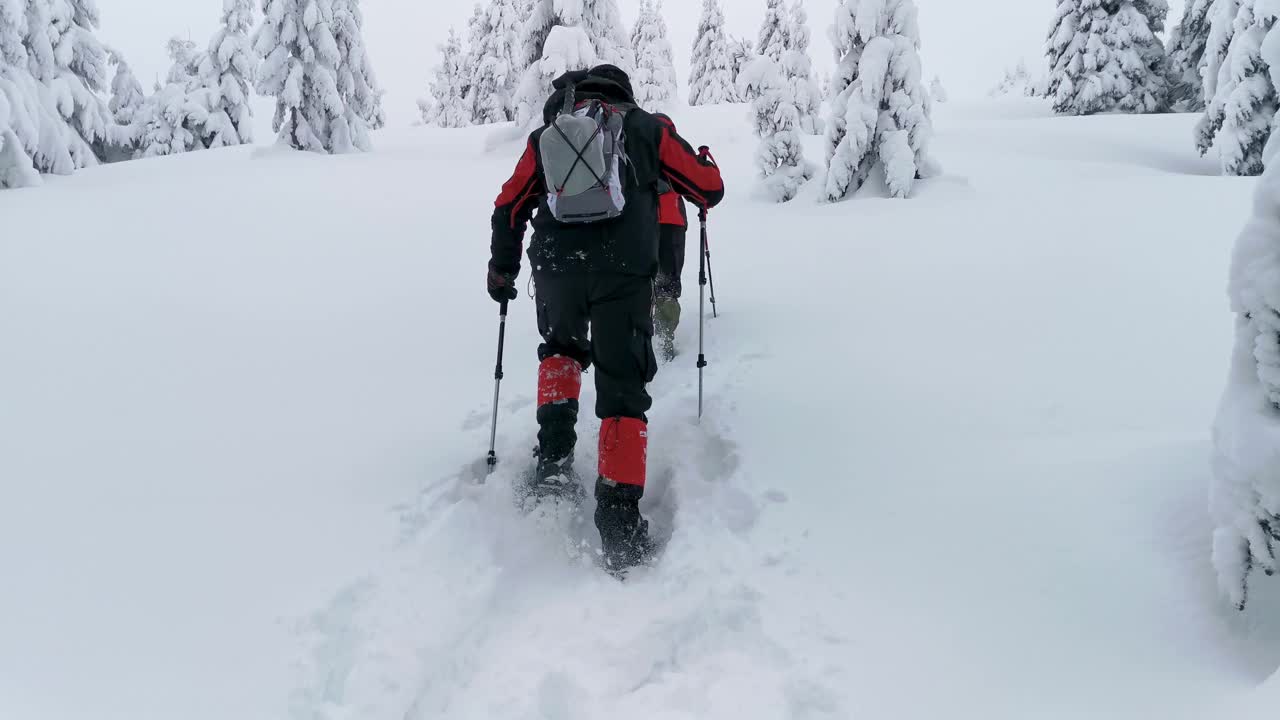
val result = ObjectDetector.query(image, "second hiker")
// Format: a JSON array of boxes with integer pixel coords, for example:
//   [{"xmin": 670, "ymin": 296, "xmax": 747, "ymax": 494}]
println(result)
[{"xmin": 653, "ymin": 113, "xmax": 690, "ymax": 362}]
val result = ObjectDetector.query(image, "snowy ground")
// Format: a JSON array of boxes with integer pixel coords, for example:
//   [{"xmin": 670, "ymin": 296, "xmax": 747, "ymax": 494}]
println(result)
[{"xmin": 4, "ymin": 98, "xmax": 1280, "ymax": 719}]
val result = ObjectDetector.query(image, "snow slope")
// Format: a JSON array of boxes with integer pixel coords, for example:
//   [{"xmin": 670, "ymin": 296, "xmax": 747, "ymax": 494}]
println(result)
[{"xmin": 3, "ymin": 98, "xmax": 1280, "ymax": 719}]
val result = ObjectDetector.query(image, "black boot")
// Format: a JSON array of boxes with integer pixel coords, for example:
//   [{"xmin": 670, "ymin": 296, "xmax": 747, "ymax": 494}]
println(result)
[
  {"xmin": 594, "ymin": 481, "xmax": 653, "ymax": 574},
  {"xmin": 522, "ymin": 450, "xmax": 585, "ymax": 506}
]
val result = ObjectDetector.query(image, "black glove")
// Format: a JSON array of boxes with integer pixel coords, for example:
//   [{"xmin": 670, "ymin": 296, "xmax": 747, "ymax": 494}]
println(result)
[{"xmin": 487, "ymin": 265, "xmax": 518, "ymax": 303}]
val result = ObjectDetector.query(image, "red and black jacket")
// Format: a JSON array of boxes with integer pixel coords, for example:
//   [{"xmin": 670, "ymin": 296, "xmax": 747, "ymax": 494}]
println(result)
[
  {"xmin": 654, "ymin": 114, "xmax": 689, "ymax": 229},
  {"xmin": 491, "ymin": 69, "xmax": 723, "ymax": 276}
]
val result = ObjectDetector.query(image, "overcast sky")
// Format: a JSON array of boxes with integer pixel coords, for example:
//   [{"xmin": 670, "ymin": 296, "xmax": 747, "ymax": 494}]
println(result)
[{"xmin": 97, "ymin": 0, "xmax": 1187, "ymax": 126}]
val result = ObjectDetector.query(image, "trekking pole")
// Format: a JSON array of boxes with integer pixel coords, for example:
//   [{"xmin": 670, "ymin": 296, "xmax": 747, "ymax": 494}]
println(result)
[
  {"xmin": 703, "ymin": 212, "xmax": 718, "ymax": 319},
  {"xmin": 486, "ymin": 299, "xmax": 509, "ymax": 475},
  {"xmin": 698, "ymin": 146, "xmax": 719, "ymax": 318},
  {"xmin": 698, "ymin": 206, "xmax": 709, "ymax": 420}
]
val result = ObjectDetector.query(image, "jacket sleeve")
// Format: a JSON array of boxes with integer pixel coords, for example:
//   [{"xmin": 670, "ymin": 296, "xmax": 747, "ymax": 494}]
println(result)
[
  {"xmin": 491, "ymin": 133, "xmax": 545, "ymax": 273},
  {"xmin": 658, "ymin": 126, "xmax": 725, "ymax": 210}
]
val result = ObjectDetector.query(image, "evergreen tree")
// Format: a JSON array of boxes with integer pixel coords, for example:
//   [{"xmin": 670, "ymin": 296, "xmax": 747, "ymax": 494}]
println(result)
[
  {"xmin": 195, "ymin": 0, "xmax": 256, "ymax": 149},
  {"xmin": 331, "ymin": 0, "xmax": 384, "ymax": 130},
  {"xmin": 1211, "ymin": 160, "xmax": 1280, "ymax": 609},
  {"xmin": 1045, "ymin": 0, "xmax": 1171, "ymax": 115},
  {"xmin": 990, "ymin": 59, "xmax": 1034, "ymax": 97},
  {"xmin": 422, "ymin": 28, "xmax": 473, "ymax": 128},
  {"xmin": 1199, "ymin": 0, "xmax": 1242, "ymax": 135},
  {"xmin": 105, "ymin": 47, "xmax": 145, "ymax": 159},
  {"xmin": 825, "ymin": 0, "xmax": 937, "ymax": 201},
  {"xmin": 580, "ymin": 0, "xmax": 634, "ymax": 72},
  {"xmin": 631, "ymin": 0, "xmax": 677, "ymax": 111},
  {"xmin": 758, "ymin": 0, "xmax": 788, "ymax": 63},
  {"xmin": 255, "ymin": 0, "xmax": 371, "ymax": 153},
  {"xmin": 107, "ymin": 50, "xmax": 145, "ymax": 128},
  {"xmin": 729, "ymin": 36, "xmax": 755, "ymax": 90},
  {"xmin": 0, "ymin": 91, "xmax": 38, "ymax": 187},
  {"xmin": 463, "ymin": 2, "xmax": 489, "ymax": 122},
  {"xmin": 1167, "ymin": 0, "xmax": 1214, "ymax": 111},
  {"xmin": 165, "ymin": 37, "xmax": 203, "ymax": 85},
  {"xmin": 21, "ymin": 0, "xmax": 115, "ymax": 171},
  {"xmin": 931, "ymin": 75, "xmax": 947, "ymax": 102},
  {"xmin": 1196, "ymin": 0, "xmax": 1279, "ymax": 176},
  {"xmin": 785, "ymin": 0, "xmax": 822, "ymax": 134},
  {"xmin": 512, "ymin": 0, "xmax": 633, "ymax": 125},
  {"xmin": 136, "ymin": 37, "xmax": 207, "ymax": 158},
  {"xmin": 0, "ymin": 0, "xmax": 39, "ymax": 188},
  {"xmin": 739, "ymin": 55, "xmax": 812, "ymax": 202},
  {"xmin": 689, "ymin": 0, "xmax": 736, "ymax": 105},
  {"xmin": 468, "ymin": 0, "xmax": 522, "ymax": 124}
]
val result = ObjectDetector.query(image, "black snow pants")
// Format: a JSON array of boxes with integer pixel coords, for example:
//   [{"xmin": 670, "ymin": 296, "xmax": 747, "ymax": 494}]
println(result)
[{"xmin": 533, "ymin": 271, "xmax": 658, "ymax": 466}]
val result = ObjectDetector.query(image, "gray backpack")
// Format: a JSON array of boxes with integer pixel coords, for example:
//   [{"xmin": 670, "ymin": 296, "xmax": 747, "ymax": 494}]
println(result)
[{"xmin": 540, "ymin": 90, "xmax": 629, "ymax": 224}]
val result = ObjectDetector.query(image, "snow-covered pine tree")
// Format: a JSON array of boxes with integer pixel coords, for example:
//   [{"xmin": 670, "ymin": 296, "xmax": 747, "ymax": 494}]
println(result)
[
  {"xmin": 136, "ymin": 37, "xmax": 208, "ymax": 158},
  {"xmin": 1199, "ymin": 0, "xmax": 1243, "ymax": 140},
  {"xmin": 512, "ymin": 0, "xmax": 632, "ymax": 125},
  {"xmin": 331, "ymin": 0, "xmax": 384, "ymax": 131},
  {"xmin": 785, "ymin": 0, "xmax": 823, "ymax": 134},
  {"xmin": 824, "ymin": 0, "xmax": 937, "ymax": 201},
  {"xmin": 1211, "ymin": 159, "xmax": 1280, "ymax": 610},
  {"xmin": 104, "ymin": 47, "xmax": 145, "ymax": 160},
  {"xmin": 758, "ymin": 0, "xmax": 789, "ymax": 63},
  {"xmin": 990, "ymin": 59, "xmax": 1034, "ymax": 97},
  {"xmin": 1196, "ymin": 0, "xmax": 1278, "ymax": 176},
  {"xmin": 468, "ymin": 0, "xmax": 521, "ymax": 124},
  {"xmin": 21, "ymin": 0, "xmax": 115, "ymax": 171},
  {"xmin": 165, "ymin": 37, "xmax": 203, "ymax": 85},
  {"xmin": 729, "ymin": 36, "xmax": 755, "ymax": 91},
  {"xmin": 462, "ymin": 2, "xmax": 489, "ymax": 123},
  {"xmin": 255, "ymin": 0, "xmax": 369, "ymax": 153},
  {"xmin": 195, "ymin": 0, "xmax": 256, "ymax": 149},
  {"xmin": 1167, "ymin": 0, "xmax": 1213, "ymax": 110},
  {"xmin": 739, "ymin": 55, "xmax": 812, "ymax": 202},
  {"xmin": 0, "ymin": 0, "xmax": 39, "ymax": 188},
  {"xmin": 581, "ymin": 0, "xmax": 634, "ymax": 71},
  {"xmin": 931, "ymin": 74, "xmax": 947, "ymax": 102},
  {"xmin": 1045, "ymin": 0, "xmax": 1171, "ymax": 115},
  {"xmin": 107, "ymin": 50, "xmax": 145, "ymax": 128},
  {"xmin": 631, "ymin": 0, "xmax": 677, "ymax": 111},
  {"xmin": 422, "ymin": 28, "xmax": 474, "ymax": 128},
  {"xmin": 689, "ymin": 0, "xmax": 736, "ymax": 105},
  {"xmin": 0, "ymin": 89, "xmax": 39, "ymax": 187}
]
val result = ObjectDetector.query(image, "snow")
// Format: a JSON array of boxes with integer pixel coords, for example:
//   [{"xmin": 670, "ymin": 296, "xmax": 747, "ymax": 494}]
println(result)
[{"xmin": 4, "ymin": 98, "xmax": 1280, "ymax": 719}]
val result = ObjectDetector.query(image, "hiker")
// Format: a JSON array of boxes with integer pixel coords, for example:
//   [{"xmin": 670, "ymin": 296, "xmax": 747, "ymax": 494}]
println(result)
[
  {"xmin": 653, "ymin": 113, "xmax": 688, "ymax": 362},
  {"xmin": 486, "ymin": 65, "xmax": 724, "ymax": 572}
]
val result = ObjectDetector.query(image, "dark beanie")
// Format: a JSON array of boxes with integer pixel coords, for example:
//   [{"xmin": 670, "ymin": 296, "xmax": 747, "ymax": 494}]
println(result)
[{"xmin": 589, "ymin": 64, "xmax": 635, "ymax": 103}]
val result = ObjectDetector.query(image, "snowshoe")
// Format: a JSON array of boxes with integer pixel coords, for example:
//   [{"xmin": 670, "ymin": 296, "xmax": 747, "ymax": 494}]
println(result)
[{"xmin": 517, "ymin": 450, "xmax": 586, "ymax": 510}]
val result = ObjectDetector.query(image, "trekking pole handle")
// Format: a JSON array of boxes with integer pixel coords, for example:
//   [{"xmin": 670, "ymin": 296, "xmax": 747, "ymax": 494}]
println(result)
[{"xmin": 698, "ymin": 146, "xmax": 717, "ymax": 166}]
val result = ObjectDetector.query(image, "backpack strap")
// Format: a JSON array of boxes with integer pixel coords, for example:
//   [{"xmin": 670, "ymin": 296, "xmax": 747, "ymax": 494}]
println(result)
[
  {"xmin": 561, "ymin": 83, "xmax": 577, "ymax": 116},
  {"xmin": 548, "ymin": 105, "xmax": 608, "ymax": 194}
]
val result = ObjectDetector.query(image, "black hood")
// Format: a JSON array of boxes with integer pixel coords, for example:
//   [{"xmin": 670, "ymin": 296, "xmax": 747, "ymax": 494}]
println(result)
[{"xmin": 542, "ymin": 65, "xmax": 636, "ymax": 124}]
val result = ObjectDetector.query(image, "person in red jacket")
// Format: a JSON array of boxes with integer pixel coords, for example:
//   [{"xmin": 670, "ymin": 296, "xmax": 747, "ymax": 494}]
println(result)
[
  {"xmin": 653, "ymin": 114, "xmax": 688, "ymax": 362},
  {"xmin": 487, "ymin": 66, "xmax": 724, "ymax": 572}
]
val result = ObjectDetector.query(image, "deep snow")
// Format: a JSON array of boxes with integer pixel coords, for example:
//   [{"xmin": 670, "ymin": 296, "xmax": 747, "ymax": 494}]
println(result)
[{"xmin": 3, "ymin": 98, "xmax": 1280, "ymax": 719}]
